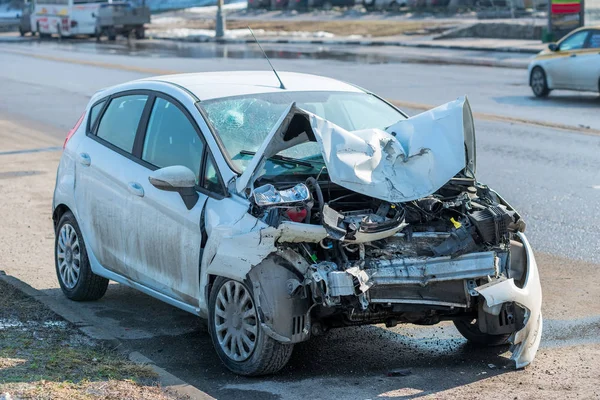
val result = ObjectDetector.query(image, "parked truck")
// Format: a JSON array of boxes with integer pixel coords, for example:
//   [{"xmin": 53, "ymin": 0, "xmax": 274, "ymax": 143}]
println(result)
[{"xmin": 95, "ymin": 1, "xmax": 150, "ymax": 40}]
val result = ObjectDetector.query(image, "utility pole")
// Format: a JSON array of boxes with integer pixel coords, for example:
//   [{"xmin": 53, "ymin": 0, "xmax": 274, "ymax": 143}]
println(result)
[{"xmin": 216, "ymin": 0, "xmax": 225, "ymax": 38}]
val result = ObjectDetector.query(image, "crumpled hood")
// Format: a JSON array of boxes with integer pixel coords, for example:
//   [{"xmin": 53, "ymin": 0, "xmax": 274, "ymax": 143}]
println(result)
[{"xmin": 236, "ymin": 96, "xmax": 476, "ymax": 203}]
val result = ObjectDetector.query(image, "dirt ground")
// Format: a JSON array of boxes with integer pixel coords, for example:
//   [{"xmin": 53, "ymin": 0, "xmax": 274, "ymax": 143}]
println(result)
[{"xmin": 155, "ymin": 19, "xmax": 450, "ymax": 37}]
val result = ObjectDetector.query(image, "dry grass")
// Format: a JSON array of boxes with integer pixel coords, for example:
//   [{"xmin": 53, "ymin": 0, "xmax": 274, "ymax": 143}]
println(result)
[
  {"xmin": 153, "ymin": 18, "xmax": 450, "ymax": 37},
  {"xmin": 0, "ymin": 280, "xmax": 181, "ymax": 400}
]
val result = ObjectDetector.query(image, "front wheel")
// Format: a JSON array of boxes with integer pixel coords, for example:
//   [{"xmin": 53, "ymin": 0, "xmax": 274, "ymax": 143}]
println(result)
[
  {"xmin": 530, "ymin": 67, "xmax": 550, "ymax": 98},
  {"xmin": 453, "ymin": 318, "xmax": 511, "ymax": 346},
  {"xmin": 208, "ymin": 277, "xmax": 294, "ymax": 376},
  {"xmin": 55, "ymin": 211, "xmax": 109, "ymax": 301}
]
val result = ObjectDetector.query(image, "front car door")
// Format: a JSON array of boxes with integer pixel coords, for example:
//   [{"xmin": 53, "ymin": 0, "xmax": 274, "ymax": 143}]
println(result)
[
  {"xmin": 548, "ymin": 29, "xmax": 590, "ymax": 89},
  {"xmin": 123, "ymin": 93, "xmax": 227, "ymax": 306}
]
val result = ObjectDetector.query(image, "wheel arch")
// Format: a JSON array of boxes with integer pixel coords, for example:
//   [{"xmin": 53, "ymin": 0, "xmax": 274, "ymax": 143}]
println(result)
[{"xmin": 52, "ymin": 203, "xmax": 72, "ymax": 231}]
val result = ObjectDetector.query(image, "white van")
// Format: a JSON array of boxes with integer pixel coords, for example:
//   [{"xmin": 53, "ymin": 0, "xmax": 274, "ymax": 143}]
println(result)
[{"xmin": 29, "ymin": 0, "xmax": 109, "ymax": 37}]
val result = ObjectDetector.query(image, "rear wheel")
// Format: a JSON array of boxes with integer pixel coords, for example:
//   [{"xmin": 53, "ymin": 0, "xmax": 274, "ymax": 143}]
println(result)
[
  {"xmin": 530, "ymin": 67, "xmax": 550, "ymax": 98},
  {"xmin": 208, "ymin": 277, "xmax": 294, "ymax": 376},
  {"xmin": 107, "ymin": 27, "xmax": 116, "ymax": 41},
  {"xmin": 55, "ymin": 211, "xmax": 109, "ymax": 301},
  {"xmin": 453, "ymin": 318, "xmax": 511, "ymax": 346},
  {"xmin": 135, "ymin": 26, "xmax": 145, "ymax": 39}
]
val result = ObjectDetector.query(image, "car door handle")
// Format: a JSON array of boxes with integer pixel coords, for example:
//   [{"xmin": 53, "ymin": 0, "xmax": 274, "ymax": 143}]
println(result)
[
  {"xmin": 570, "ymin": 54, "xmax": 577, "ymax": 58},
  {"xmin": 127, "ymin": 182, "xmax": 145, "ymax": 197},
  {"xmin": 78, "ymin": 152, "xmax": 91, "ymax": 166}
]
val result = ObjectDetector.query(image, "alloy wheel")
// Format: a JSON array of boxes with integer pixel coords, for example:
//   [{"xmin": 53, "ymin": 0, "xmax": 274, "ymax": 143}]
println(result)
[
  {"xmin": 214, "ymin": 280, "xmax": 258, "ymax": 362},
  {"xmin": 531, "ymin": 69, "xmax": 546, "ymax": 96},
  {"xmin": 56, "ymin": 223, "xmax": 81, "ymax": 289}
]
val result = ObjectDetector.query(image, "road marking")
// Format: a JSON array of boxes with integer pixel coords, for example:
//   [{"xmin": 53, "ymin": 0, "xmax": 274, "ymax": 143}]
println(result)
[
  {"xmin": 0, "ymin": 146, "xmax": 62, "ymax": 156},
  {"xmin": 3, "ymin": 46, "xmax": 600, "ymax": 136}
]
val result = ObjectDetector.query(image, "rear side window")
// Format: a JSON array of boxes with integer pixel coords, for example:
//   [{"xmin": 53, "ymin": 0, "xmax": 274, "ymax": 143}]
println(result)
[
  {"xmin": 88, "ymin": 100, "xmax": 106, "ymax": 132},
  {"xmin": 142, "ymin": 98, "xmax": 204, "ymax": 181},
  {"xmin": 96, "ymin": 95, "xmax": 148, "ymax": 153}
]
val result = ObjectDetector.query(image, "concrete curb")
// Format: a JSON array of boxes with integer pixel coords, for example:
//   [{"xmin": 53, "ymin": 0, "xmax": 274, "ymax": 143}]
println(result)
[
  {"xmin": 154, "ymin": 35, "xmax": 542, "ymax": 54},
  {"xmin": 0, "ymin": 270, "xmax": 214, "ymax": 400}
]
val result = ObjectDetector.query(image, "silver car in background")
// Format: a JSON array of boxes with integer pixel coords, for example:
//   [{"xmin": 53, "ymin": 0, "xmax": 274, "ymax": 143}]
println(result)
[{"xmin": 53, "ymin": 71, "xmax": 542, "ymax": 376}]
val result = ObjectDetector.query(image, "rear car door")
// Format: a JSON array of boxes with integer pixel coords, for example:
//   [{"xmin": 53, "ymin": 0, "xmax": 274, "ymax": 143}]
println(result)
[
  {"xmin": 74, "ymin": 92, "xmax": 150, "ymax": 278},
  {"xmin": 570, "ymin": 29, "xmax": 600, "ymax": 91},
  {"xmin": 549, "ymin": 29, "xmax": 590, "ymax": 88},
  {"xmin": 121, "ymin": 94, "xmax": 226, "ymax": 306}
]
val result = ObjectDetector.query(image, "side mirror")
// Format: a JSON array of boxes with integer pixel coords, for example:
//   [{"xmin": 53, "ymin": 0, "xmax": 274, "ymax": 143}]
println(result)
[
  {"xmin": 548, "ymin": 43, "xmax": 559, "ymax": 52},
  {"xmin": 148, "ymin": 165, "xmax": 199, "ymax": 210}
]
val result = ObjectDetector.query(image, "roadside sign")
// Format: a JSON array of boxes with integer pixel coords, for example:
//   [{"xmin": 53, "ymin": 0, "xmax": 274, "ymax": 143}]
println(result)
[{"xmin": 548, "ymin": 0, "xmax": 584, "ymax": 39}]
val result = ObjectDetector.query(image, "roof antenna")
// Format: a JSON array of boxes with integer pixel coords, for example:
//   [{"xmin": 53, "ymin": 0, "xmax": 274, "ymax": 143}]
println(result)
[{"xmin": 248, "ymin": 27, "xmax": 286, "ymax": 90}]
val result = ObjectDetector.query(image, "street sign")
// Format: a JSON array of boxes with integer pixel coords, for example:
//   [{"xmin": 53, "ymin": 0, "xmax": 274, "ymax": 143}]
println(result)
[{"xmin": 548, "ymin": 0, "xmax": 584, "ymax": 40}]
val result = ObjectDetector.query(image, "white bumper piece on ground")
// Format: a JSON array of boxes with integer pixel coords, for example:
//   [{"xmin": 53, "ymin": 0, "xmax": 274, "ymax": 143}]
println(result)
[{"xmin": 476, "ymin": 232, "xmax": 543, "ymax": 368}]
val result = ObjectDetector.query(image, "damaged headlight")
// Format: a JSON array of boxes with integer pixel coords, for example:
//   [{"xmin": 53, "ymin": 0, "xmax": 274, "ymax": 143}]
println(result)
[{"xmin": 253, "ymin": 183, "xmax": 311, "ymax": 207}]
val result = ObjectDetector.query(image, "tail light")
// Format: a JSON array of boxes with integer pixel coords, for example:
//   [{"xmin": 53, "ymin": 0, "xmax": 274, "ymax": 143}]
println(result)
[
  {"xmin": 70, "ymin": 20, "xmax": 78, "ymax": 28},
  {"xmin": 64, "ymin": 113, "xmax": 85, "ymax": 149}
]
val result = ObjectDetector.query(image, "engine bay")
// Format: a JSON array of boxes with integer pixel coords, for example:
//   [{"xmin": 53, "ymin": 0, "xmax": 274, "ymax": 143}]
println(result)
[{"xmin": 248, "ymin": 173, "xmax": 528, "ymax": 330}]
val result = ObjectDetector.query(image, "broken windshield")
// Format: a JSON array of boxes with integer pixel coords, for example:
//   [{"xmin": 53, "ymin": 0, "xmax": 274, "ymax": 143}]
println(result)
[{"xmin": 199, "ymin": 91, "xmax": 406, "ymax": 172}]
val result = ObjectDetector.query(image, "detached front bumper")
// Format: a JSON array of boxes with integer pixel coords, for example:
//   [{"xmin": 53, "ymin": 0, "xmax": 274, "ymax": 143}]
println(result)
[{"xmin": 476, "ymin": 232, "xmax": 543, "ymax": 368}]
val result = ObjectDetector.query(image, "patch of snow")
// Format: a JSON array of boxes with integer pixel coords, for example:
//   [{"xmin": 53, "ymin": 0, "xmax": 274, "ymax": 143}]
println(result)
[
  {"xmin": 44, "ymin": 320, "xmax": 68, "ymax": 329},
  {"xmin": 0, "ymin": 319, "xmax": 24, "ymax": 330},
  {"xmin": 185, "ymin": 2, "xmax": 248, "ymax": 14},
  {"xmin": 151, "ymin": 27, "xmax": 335, "ymax": 39}
]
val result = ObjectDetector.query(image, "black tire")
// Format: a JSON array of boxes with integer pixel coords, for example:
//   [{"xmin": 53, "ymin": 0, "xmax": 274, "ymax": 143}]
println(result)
[
  {"xmin": 19, "ymin": 26, "xmax": 25, "ymax": 36},
  {"xmin": 208, "ymin": 277, "xmax": 294, "ymax": 376},
  {"xmin": 389, "ymin": 0, "xmax": 401, "ymax": 11},
  {"xmin": 530, "ymin": 66, "xmax": 550, "ymax": 98},
  {"xmin": 55, "ymin": 211, "xmax": 109, "ymax": 301},
  {"xmin": 135, "ymin": 26, "xmax": 145, "ymax": 40},
  {"xmin": 107, "ymin": 28, "xmax": 116, "ymax": 41},
  {"xmin": 453, "ymin": 318, "xmax": 511, "ymax": 346}
]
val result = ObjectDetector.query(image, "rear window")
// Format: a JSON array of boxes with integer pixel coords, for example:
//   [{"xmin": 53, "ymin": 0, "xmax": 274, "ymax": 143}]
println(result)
[{"xmin": 96, "ymin": 95, "xmax": 148, "ymax": 153}]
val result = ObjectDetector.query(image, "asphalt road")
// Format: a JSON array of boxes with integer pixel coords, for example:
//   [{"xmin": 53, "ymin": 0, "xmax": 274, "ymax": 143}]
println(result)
[{"xmin": 0, "ymin": 38, "xmax": 599, "ymax": 399}]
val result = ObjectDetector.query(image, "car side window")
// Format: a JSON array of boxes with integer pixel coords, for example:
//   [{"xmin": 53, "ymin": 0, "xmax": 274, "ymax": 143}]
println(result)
[
  {"xmin": 202, "ymin": 154, "xmax": 223, "ymax": 194},
  {"xmin": 559, "ymin": 30, "xmax": 589, "ymax": 51},
  {"xmin": 142, "ymin": 97, "xmax": 204, "ymax": 182},
  {"xmin": 587, "ymin": 30, "xmax": 600, "ymax": 49},
  {"xmin": 88, "ymin": 100, "xmax": 106, "ymax": 132},
  {"xmin": 96, "ymin": 94, "xmax": 148, "ymax": 153}
]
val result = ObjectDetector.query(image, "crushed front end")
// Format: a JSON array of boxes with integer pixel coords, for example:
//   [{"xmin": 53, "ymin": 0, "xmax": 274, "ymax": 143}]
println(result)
[{"xmin": 221, "ymin": 97, "xmax": 542, "ymax": 368}]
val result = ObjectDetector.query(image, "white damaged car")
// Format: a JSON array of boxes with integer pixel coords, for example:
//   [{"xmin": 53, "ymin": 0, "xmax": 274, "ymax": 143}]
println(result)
[{"xmin": 52, "ymin": 71, "xmax": 542, "ymax": 376}]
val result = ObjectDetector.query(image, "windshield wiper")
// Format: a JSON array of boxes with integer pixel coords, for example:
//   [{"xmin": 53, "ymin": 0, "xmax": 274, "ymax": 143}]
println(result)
[{"xmin": 239, "ymin": 150, "xmax": 314, "ymax": 168}]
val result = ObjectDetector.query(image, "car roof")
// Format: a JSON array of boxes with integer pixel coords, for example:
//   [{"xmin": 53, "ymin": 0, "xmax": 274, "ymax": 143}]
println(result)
[{"xmin": 141, "ymin": 71, "xmax": 365, "ymax": 101}]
